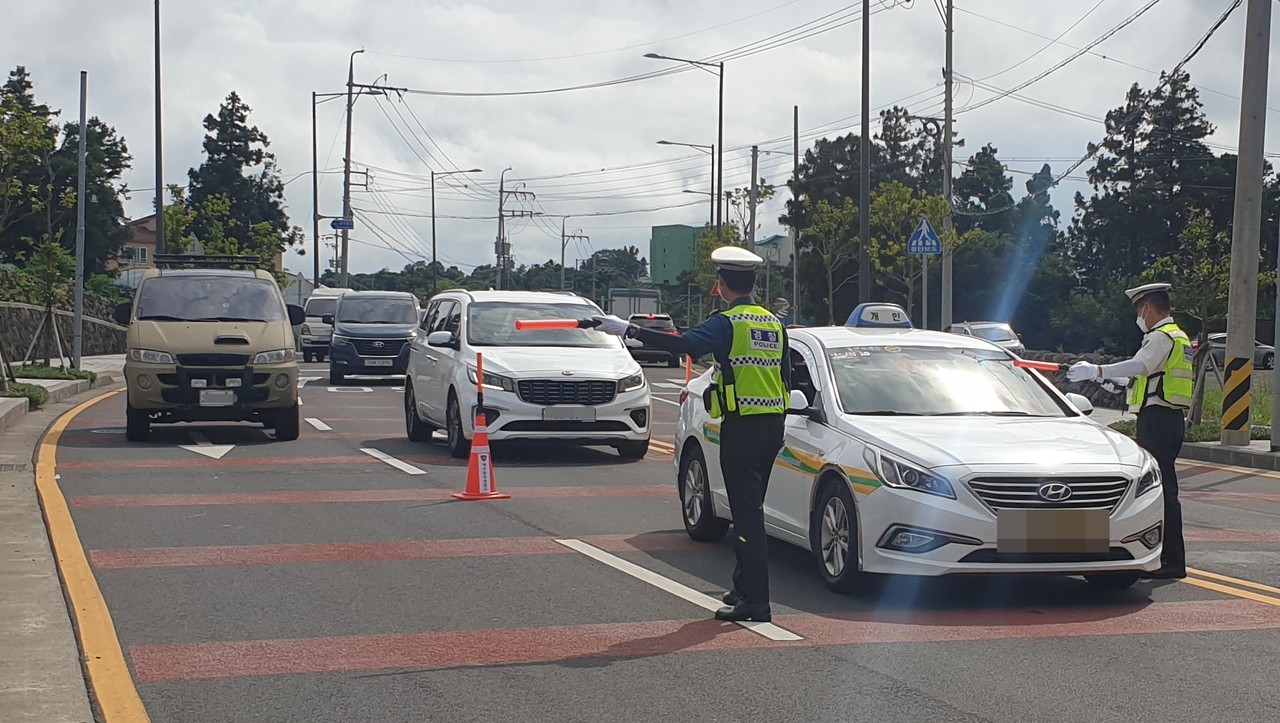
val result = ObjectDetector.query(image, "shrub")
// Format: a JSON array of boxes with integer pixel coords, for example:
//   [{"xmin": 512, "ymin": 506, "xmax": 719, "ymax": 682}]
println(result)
[{"xmin": 0, "ymin": 381, "xmax": 49, "ymax": 410}]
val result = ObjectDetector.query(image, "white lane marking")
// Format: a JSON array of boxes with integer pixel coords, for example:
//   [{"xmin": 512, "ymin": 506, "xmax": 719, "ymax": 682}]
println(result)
[
  {"xmin": 360, "ymin": 447, "xmax": 426, "ymax": 475},
  {"xmin": 655, "ymin": 381, "xmax": 687, "ymax": 390},
  {"xmin": 328, "ymin": 386, "xmax": 373, "ymax": 393},
  {"xmin": 652, "ymin": 397, "xmax": 680, "ymax": 407},
  {"xmin": 305, "ymin": 418, "xmax": 332, "ymax": 431},
  {"xmin": 179, "ymin": 431, "xmax": 235, "ymax": 460},
  {"xmin": 298, "ymin": 376, "xmax": 322, "ymax": 388},
  {"xmin": 555, "ymin": 538, "xmax": 803, "ymax": 642}
]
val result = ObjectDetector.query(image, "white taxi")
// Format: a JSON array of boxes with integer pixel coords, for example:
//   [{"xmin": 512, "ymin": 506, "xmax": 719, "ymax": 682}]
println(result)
[{"xmin": 673, "ymin": 303, "xmax": 1164, "ymax": 593}]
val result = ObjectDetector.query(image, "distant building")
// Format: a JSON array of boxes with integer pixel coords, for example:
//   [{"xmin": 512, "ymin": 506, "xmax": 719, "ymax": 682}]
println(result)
[
  {"xmin": 107, "ymin": 215, "xmax": 158, "ymax": 272},
  {"xmin": 753, "ymin": 232, "xmax": 795, "ymax": 267},
  {"xmin": 649, "ymin": 224, "xmax": 700, "ymax": 286}
]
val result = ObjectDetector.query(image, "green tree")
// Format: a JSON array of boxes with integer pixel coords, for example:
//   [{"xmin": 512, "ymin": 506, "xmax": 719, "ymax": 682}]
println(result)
[
  {"xmin": 164, "ymin": 186, "xmax": 287, "ymax": 280},
  {"xmin": 724, "ymin": 180, "xmax": 776, "ymax": 240},
  {"xmin": 803, "ymin": 197, "xmax": 859, "ymax": 324},
  {"xmin": 868, "ymin": 181, "xmax": 965, "ymax": 320},
  {"xmin": 186, "ymin": 91, "xmax": 302, "ymax": 256}
]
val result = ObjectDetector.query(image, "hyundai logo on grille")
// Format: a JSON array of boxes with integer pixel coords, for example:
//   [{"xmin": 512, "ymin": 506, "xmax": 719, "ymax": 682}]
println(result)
[
  {"xmin": 372, "ymin": 341, "xmax": 385, "ymax": 348},
  {"xmin": 1036, "ymin": 482, "xmax": 1073, "ymax": 502},
  {"xmin": 561, "ymin": 370, "xmax": 575, "ymax": 376}
]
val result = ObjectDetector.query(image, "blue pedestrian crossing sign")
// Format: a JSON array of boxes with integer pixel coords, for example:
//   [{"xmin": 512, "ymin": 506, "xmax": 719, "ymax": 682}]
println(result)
[{"xmin": 907, "ymin": 217, "xmax": 942, "ymax": 255}]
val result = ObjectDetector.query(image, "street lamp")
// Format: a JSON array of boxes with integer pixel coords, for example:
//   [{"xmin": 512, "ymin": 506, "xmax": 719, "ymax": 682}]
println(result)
[
  {"xmin": 658, "ymin": 140, "xmax": 715, "ymax": 228},
  {"xmin": 645, "ymin": 53, "xmax": 724, "ymax": 244},
  {"xmin": 431, "ymin": 168, "xmax": 483, "ymax": 296}
]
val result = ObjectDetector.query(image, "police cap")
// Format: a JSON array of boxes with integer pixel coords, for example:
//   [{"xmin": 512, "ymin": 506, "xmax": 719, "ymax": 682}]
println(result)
[
  {"xmin": 711, "ymin": 246, "xmax": 764, "ymax": 272},
  {"xmin": 1125, "ymin": 282, "xmax": 1172, "ymax": 304}
]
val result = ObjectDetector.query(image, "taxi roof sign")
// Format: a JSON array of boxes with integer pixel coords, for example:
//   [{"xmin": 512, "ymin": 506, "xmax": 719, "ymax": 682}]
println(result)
[{"xmin": 846, "ymin": 303, "xmax": 912, "ymax": 329}]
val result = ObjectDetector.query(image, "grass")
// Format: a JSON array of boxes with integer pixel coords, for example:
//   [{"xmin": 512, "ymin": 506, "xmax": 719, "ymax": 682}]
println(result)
[
  {"xmin": 12, "ymin": 363, "xmax": 96, "ymax": 383},
  {"xmin": 0, "ymin": 381, "xmax": 49, "ymax": 410},
  {"xmin": 1107, "ymin": 372, "xmax": 1274, "ymax": 442}
]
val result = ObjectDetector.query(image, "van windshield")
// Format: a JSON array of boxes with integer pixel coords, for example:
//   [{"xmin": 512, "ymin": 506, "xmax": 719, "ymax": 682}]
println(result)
[
  {"xmin": 467, "ymin": 302, "xmax": 616, "ymax": 348},
  {"xmin": 337, "ymin": 297, "xmax": 418, "ymax": 324},
  {"xmin": 135, "ymin": 276, "xmax": 285, "ymax": 322},
  {"xmin": 305, "ymin": 298, "xmax": 338, "ymax": 318}
]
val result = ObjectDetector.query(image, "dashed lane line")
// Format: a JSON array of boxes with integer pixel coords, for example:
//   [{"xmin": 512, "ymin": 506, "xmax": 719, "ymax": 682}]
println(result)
[
  {"xmin": 360, "ymin": 447, "xmax": 426, "ymax": 475},
  {"xmin": 305, "ymin": 418, "xmax": 332, "ymax": 431}
]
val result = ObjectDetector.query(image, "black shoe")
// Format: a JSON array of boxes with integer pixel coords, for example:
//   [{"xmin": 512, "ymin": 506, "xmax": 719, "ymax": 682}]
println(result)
[
  {"xmin": 721, "ymin": 590, "xmax": 741, "ymax": 606},
  {"xmin": 1142, "ymin": 566, "xmax": 1187, "ymax": 580},
  {"xmin": 714, "ymin": 603, "xmax": 771, "ymax": 623}
]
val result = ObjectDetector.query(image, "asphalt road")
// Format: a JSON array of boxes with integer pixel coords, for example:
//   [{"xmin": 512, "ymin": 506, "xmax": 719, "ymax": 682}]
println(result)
[{"xmin": 49, "ymin": 363, "xmax": 1280, "ymax": 722}]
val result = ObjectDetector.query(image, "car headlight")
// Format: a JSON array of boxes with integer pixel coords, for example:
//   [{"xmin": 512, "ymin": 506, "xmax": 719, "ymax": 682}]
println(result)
[
  {"xmin": 619, "ymin": 372, "xmax": 646, "ymax": 393},
  {"xmin": 254, "ymin": 349, "xmax": 295, "ymax": 364},
  {"xmin": 467, "ymin": 367, "xmax": 515, "ymax": 392},
  {"xmin": 1136, "ymin": 454, "xmax": 1162, "ymax": 497},
  {"xmin": 301, "ymin": 324, "xmax": 312, "ymax": 335},
  {"xmin": 330, "ymin": 334, "xmax": 351, "ymax": 345},
  {"xmin": 862, "ymin": 447, "xmax": 955, "ymax": 499},
  {"xmin": 129, "ymin": 349, "xmax": 174, "ymax": 364}
]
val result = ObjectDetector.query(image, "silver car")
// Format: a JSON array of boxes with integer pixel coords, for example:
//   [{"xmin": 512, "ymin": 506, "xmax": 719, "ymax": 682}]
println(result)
[{"xmin": 945, "ymin": 321, "xmax": 1026, "ymax": 356}]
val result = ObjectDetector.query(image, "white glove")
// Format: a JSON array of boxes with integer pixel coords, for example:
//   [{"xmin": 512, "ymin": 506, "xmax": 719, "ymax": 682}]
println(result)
[
  {"xmin": 1066, "ymin": 361, "xmax": 1099, "ymax": 383},
  {"xmin": 592, "ymin": 315, "xmax": 631, "ymax": 336}
]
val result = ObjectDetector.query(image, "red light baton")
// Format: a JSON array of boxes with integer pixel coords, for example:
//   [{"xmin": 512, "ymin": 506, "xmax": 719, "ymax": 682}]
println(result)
[
  {"xmin": 514, "ymin": 319, "xmax": 599, "ymax": 330},
  {"xmin": 1014, "ymin": 359, "xmax": 1062, "ymax": 373}
]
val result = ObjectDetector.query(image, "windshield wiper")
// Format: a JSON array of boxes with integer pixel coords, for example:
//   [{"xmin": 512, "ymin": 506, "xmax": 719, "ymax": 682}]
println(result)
[
  {"xmin": 849, "ymin": 410, "xmax": 925, "ymax": 416},
  {"xmin": 136, "ymin": 314, "xmax": 189, "ymax": 321},
  {"xmin": 931, "ymin": 410, "xmax": 1050, "ymax": 417},
  {"xmin": 190, "ymin": 316, "xmax": 268, "ymax": 323}
]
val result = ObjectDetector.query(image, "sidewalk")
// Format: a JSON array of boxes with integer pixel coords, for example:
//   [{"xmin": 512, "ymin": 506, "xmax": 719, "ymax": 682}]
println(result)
[{"xmin": 1, "ymin": 355, "xmax": 123, "ymax": 435}]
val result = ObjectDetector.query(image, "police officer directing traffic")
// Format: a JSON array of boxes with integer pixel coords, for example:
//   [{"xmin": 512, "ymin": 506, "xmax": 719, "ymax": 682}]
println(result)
[
  {"xmin": 1066, "ymin": 282, "xmax": 1189, "ymax": 580},
  {"xmin": 593, "ymin": 247, "xmax": 791, "ymax": 622}
]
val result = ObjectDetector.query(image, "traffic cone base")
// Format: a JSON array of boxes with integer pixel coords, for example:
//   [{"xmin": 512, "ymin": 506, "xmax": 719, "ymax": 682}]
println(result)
[{"xmin": 452, "ymin": 413, "xmax": 510, "ymax": 501}]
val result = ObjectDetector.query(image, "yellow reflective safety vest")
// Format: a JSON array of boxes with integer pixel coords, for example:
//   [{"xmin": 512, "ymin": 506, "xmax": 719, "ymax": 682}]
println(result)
[
  {"xmin": 709, "ymin": 304, "xmax": 787, "ymax": 418},
  {"xmin": 1127, "ymin": 321, "xmax": 1193, "ymax": 413}
]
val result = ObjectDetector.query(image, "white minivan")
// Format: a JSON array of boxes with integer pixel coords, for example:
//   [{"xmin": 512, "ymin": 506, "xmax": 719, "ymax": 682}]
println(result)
[
  {"xmin": 404, "ymin": 290, "xmax": 652, "ymax": 459},
  {"xmin": 300, "ymin": 287, "xmax": 346, "ymax": 363}
]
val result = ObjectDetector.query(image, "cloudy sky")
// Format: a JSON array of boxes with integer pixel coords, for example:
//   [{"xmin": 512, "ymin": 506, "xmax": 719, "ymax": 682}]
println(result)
[{"xmin": 4, "ymin": 0, "xmax": 1279, "ymax": 279}]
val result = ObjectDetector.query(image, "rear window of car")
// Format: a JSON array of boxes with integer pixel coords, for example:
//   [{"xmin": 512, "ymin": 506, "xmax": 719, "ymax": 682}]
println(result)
[
  {"xmin": 631, "ymin": 316, "xmax": 674, "ymax": 331},
  {"xmin": 305, "ymin": 298, "xmax": 338, "ymax": 317}
]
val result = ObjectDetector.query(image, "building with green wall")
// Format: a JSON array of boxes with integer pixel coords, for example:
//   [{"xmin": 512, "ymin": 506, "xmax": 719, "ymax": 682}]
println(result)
[{"xmin": 649, "ymin": 224, "xmax": 700, "ymax": 286}]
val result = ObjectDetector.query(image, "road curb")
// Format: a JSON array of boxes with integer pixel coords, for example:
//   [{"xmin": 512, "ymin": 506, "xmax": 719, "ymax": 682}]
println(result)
[
  {"xmin": 1179, "ymin": 441, "xmax": 1280, "ymax": 472},
  {"xmin": 0, "ymin": 396, "xmax": 28, "ymax": 435}
]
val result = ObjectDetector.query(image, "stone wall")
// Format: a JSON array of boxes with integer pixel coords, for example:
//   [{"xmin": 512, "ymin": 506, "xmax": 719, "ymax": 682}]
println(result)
[
  {"xmin": 0, "ymin": 302, "xmax": 126, "ymax": 363},
  {"xmin": 1022, "ymin": 350, "xmax": 1130, "ymax": 410}
]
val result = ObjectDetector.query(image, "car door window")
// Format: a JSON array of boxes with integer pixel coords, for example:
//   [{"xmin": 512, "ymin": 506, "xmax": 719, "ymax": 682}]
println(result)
[
  {"xmin": 790, "ymin": 341, "xmax": 824, "ymax": 411},
  {"xmin": 443, "ymin": 302, "xmax": 462, "ymax": 336},
  {"xmin": 430, "ymin": 301, "xmax": 456, "ymax": 334},
  {"xmin": 420, "ymin": 301, "xmax": 441, "ymax": 332}
]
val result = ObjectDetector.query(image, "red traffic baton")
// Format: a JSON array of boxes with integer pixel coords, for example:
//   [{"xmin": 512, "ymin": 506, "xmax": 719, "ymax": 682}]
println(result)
[
  {"xmin": 1014, "ymin": 359, "xmax": 1062, "ymax": 373},
  {"xmin": 514, "ymin": 318, "xmax": 599, "ymax": 330}
]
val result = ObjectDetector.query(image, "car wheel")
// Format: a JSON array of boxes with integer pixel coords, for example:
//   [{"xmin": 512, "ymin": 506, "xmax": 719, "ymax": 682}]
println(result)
[
  {"xmin": 679, "ymin": 444, "xmax": 730, "ymax": 542},
  {"xmin": 317, "ymin": 352, "xmax": 327, "ymax": 363},
  {"xmin": 328, "ymin": 365, "xmax": 344, "ymax": 385},
  {"xmin": 1264, "ymin": 353, "xmax": 1274, "ymax": 370},
  {"xmin": 667, "ymin": 355, "xmax": 680, "ymax": 368},
  {"xmin": 405, "ymin": 385, "xmax": 433, "ymax": 442},
  {"xmin": 274, "ymin": 404, "xmax": 301, "ymax": 441},
  {"xmin": 615, "ymin": 438, "xmax": 650, "ymax": 460},
  {"xmin": 813, "ymin": 479, "xmax": 860, "ymax": 593},
  {"xmin": 445, "ymin": 392, "xmax": 471, "ymax": 459},
  {"xmin": 302, "ymin": 351, "xmax": 313, "ymax": 363},
  {"xmin": 1083, "ymin": 572, "xmax": 1141, "ymax": 590},
  {"xmin": 125, "ymin": 403, "xmax": 151, "ymax": 442}
]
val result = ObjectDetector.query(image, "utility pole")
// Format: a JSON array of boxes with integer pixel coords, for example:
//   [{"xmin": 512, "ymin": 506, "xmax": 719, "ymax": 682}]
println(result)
[
  {"xmin": 311, "ymin": 91, "xmax": 320, "ymax": 287},
  {"xmin": 431, "ymin": 168, "xmax": 482, "ymax": 296},
  {"xmin": 560, "ymin": 216, "xmax": 588, "ymax": 290},
  {"xmin": 153, "ymin": 0, "xmax": 165, "ymax": 254},
  {"xmin": 940, "ymin": 0, "xmax": 955, "ymax": 329},
  {"xmin": 748, "ymin": 145, "xmax": 759, "ymax": 247},
  {"xmin": 496, "ymin": 171, "xmax": 536, "ymax": 289},
  {"xmin": 339, "ymin": 48, "xmax": 364, "ymax": 288},
  {"xmin": 1223, "ymin": 0, "xmax": 1272, "ymax": 446},
  {"xmin": 792, "ymin": 105, "xmax": 801, "ymax": 324},
  {"xmin": 73, "ymin": 71, "xmax": 87, "ymax": 368},
  {"xmin": 858, "ymin": 0, "xmax": 871, "ymax": 304}
]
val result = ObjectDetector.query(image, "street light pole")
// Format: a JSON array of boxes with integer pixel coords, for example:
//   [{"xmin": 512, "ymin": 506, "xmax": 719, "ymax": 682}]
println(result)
[
  {"xmin": 657, "ymin": 139, "xmax": 715, "ymax": 227},
  {"xmin": 311, "ymin": 91, "xmax": 320, "ymax": 287},
  {"xmin": 858, "ymin": 0, "xmax": 871, "ymax": 304},
  {"xmin": 339, "ymin": 48, "xmax": 364, "ymax": 288},
  {"xmin": 429, "ymin": 168, "xmax": 482, "ymax": 297},
  {"xmin": 153, "ymin": 0, "xmax": 165, "ymax": 254}
]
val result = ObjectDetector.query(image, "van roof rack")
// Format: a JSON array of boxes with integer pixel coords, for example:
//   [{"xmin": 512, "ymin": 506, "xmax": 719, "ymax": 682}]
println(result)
[{"xmin": 154, "ymin": 254, "xmax": 262, "ymax": 269}]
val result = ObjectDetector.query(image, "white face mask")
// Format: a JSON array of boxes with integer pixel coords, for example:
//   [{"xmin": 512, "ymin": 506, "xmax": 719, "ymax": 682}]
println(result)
[{"xmin": 1136, "ymin": 316, "xmax": 1150, "ymax": 333}]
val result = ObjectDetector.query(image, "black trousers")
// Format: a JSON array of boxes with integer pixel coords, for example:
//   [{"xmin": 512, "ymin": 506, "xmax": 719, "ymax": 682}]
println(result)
[
  {"xmin": 1136, "ymin": 405, "xmax": 1186, "ymax": 570},
  {"xmin": 719, "ymin": 413, "xmax": 786, "ymax": 607}
]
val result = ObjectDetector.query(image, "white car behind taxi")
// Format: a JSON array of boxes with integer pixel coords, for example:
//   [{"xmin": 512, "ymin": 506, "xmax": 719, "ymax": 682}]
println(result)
[{"xmin": 674, "ymin": 303, "xmax": 1164, "ymax": 592}]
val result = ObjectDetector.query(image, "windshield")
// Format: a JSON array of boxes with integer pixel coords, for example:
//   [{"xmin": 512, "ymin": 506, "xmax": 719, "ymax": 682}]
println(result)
[
  {"xmin": 632, "ymin": 316, "xmax": 675, "ymax": 331},
  {"xmin": 336, "ymin": 297, "xmax": 418, "ymax": 324},
  {"xmin": 468, "ymin": 301, "xmax": 616, "ymax": 348},
  {"xmin": 827, "ymin": 346, "xmax": 1067, "ymax": 417},
  {"xmin": 305, "ymin": 298, "xmax": 338, "ymax": 318},
  {"xmin": 135, "ymin": 276, "xmax": 285, "ymax": 322},
  {"xmin": 970, "ymin": 324, "xmax": 1017, "ymax": 342}
]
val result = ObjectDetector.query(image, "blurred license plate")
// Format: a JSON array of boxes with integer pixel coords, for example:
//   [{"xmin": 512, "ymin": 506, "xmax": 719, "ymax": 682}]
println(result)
[
  {"xmin": 543, "ymin": 406, "xmax": 596, "ymax": 422},
  {"xmin": 198, "ymin": 390, "xmax": 235, "ymax": 407},
  {"xmin": 996, "ymin": 509, "xmax": 1110, "ymax": 554},
  {"xmin": 365, "ymin": 359, "xmax": 394, "ymax": 367}
]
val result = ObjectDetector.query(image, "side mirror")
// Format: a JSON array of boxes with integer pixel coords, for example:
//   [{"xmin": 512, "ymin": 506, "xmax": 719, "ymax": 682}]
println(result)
[
  {"xmin": 286, "ymin": 304, "xmax": 305, "ymax": 326},
  {"xmin": 1065, "ymin": 392, "xmax": 1094, "ymax": 416},
  {"xmin": 427, "ymin": 331, "xmax": 457, "ymax": 349},
  {"xmin": 787, "ymin": 389, "xmax": 809, "ymax": 412},
  {"xmin": 321, "ymin": 314, "xmax": 335, "ymax": 326},
  {"xmin": 112, "ymin": 302, "xmax": 132, "ymax": 326}
]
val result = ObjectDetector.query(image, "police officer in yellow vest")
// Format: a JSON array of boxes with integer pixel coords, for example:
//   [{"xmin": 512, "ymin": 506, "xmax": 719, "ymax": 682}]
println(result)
[
  {"xmin": 593, "ymin": 247, "xmax": 791, "ymax": 621},
  {"xmin": 1066, "ymin": 282, "xmax": 1190, "ymax": 579}
]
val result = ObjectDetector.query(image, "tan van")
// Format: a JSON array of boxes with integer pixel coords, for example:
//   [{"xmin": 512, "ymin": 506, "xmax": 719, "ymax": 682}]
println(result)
[{"xmin": 112, "ymin": 256, "xmax": 305, "ymax": 442}]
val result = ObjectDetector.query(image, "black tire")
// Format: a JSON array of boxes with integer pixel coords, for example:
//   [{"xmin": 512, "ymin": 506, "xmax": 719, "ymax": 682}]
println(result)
[
  {"xmin": 317, "ymin": 352, "xmax": 326, "ymax": 363},
  {"xmin": 1083, "ymin": 572, "xmax": 1142, "ymax": 590},
  {"xmin": 125, "ymin": 403, "xmax": 151, "ymax": 442},
  {"xmin": 667, "ymin": 355, "xmax": 680, "ymax": 368},
  {"xmin": 445, "ymin": 392, "xmax": 471, "ymax": 459},
  {"xmin": 679, "ymin": 444, "xmax": 730, "ymax": 541},
  {"xmin": 303, "ymin": 351, "xmax": 314, "ymax": 363},
  {"xmin": 405, "ymin": 385, "xmax": 433, "ymax": 442},
  {"xmin": 274, "ymin": 404, "xmax": 301, "ymax": 441},
  {"xmin": 328, "ymin": 366, "xmax": 344, "ymax": 385},
  {"xmin": 813, "ymin": 478, "xmax": 860, "ymax": 593},
  {"xmin": 1263, "ymin": 353, "xmax": 1274, "ymax": 370},
  {"xmin": 615, "ymin": 438, "xmax": 650, "ymax": 460}
]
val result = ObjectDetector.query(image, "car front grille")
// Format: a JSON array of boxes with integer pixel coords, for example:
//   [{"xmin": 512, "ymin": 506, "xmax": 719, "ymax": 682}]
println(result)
[
  {"xmin": 351, "ymin": 338, "xmax": 407, "ymax": 356},
  {"xmin": 176, "ymin": 354, "xmax": 249, "ymax": 367},
  {"xmin": 517, "ymin": 379, "xmax": 618, "ymax": 406},
  {"xmin": 959, "ymin": 547, "xmax": 1134, "ymax": 564},
  {"xmin": 966, "ymin": 476, "xmax": 1131, "ymax": 513}
]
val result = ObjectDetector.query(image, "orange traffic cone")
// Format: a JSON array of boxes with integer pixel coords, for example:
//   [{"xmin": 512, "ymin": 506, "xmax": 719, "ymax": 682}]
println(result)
[{"xmin": 451, "ymin": 411, "xmax": 510, "ymax": 501}]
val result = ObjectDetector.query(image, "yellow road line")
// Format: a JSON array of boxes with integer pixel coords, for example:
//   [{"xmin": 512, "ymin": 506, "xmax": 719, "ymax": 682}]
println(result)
[
  {"xmin": 35, "ymin": 389, "xmax": 149, "ymax": 722},
  {"xmin": 1181, "ymin": 576, "xmax": 1280, "ymax": 608},
  {"xmin": 1188, "ymin": 567, "xmax": 1280, "ymax": 596}
]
